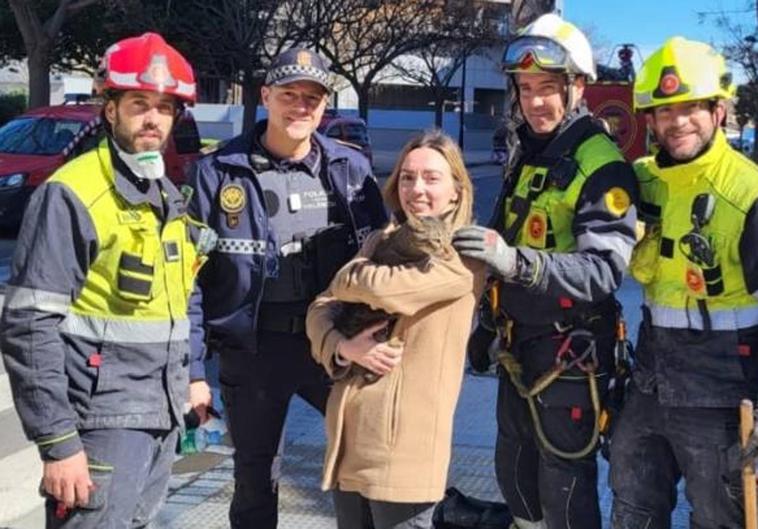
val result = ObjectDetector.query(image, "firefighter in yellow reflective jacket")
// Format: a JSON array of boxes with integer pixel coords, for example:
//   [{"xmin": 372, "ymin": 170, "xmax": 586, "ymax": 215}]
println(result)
[
  {"xmin": 453, "ymin": 13, "xmax": 638, "ymax": 529},
  {"xmin": 0, "ymin": 33, "xmax": 215, "ymax": 529},
  {"xmin": 609, "ymin": 37, "xmax": 758, "ymax": 529}
]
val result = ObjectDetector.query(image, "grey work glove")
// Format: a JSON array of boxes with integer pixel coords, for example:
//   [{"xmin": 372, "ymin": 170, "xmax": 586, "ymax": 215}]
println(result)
[{"xmin": 453, "ymin": 225, "xmax": 517, "ymax": 281}]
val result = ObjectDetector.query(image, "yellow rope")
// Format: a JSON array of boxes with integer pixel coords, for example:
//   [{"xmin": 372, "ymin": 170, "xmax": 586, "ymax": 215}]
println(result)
[{"xmin": 499, "ymin": 350, "xmax": 602, "ymax": 460}]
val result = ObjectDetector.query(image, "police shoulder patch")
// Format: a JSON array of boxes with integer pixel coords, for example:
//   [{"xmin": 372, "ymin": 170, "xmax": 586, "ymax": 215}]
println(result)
[
  {"xmin": 604, "ymin": 187, "xmax": 631, "ymax": 217},
  {"xmin": 220, "ymin": 183, "xmax": 246, "ymax": 214}
]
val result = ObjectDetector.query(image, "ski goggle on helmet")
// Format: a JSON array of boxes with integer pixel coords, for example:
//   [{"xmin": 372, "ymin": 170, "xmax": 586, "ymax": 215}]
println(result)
[{"xmin": 502, "ymin": 13, "xmax": 597, "ymax": 82}]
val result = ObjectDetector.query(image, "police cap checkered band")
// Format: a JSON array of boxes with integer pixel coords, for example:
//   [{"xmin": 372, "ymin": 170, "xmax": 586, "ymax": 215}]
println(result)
[{"xmin": 265, "ymin": 48, "xmax": 332, "ymax": 91}]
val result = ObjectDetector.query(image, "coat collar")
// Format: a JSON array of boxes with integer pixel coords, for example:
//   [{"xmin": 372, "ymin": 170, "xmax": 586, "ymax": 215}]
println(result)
[{"xmin": 97, "ymin": 138, "xmax": 186, "ymax": 221}]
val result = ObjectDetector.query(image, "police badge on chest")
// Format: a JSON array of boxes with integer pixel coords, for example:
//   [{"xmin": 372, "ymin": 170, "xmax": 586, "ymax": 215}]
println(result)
[{"xmin": 220, "ymin": 183, "xmax": 246, "ymax": 228}]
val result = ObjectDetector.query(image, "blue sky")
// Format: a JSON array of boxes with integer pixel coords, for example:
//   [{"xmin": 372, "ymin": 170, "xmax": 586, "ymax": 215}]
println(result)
[{"xmin": 563, "ymin": 0, "xmax": 754, "ymax": 79}]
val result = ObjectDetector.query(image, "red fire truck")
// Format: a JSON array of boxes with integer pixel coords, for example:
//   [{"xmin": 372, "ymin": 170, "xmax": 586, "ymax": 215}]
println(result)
[{"xmin": 584, "ymin": 45, "xmax": 648, "ymax": 162}]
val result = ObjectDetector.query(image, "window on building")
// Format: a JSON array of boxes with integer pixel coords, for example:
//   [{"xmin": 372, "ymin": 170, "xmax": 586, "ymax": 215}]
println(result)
[
  {"xmin": 369, "ymin": 84, "xmax": 459, "ymax": 111},
  {"xmin": 474, "ymin": 88, "xmax": 506, "ymax": 117}
]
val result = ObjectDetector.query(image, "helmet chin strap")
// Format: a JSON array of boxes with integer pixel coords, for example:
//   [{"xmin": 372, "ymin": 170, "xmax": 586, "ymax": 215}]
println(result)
[{"xmin": 562, "ymin": 73, "xmax": 577, "ymax": 126}]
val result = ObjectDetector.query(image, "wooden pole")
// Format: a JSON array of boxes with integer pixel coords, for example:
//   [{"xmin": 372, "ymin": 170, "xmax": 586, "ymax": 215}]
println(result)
[{"xmin": 741, "ymin": 399, "xmax": 757, "ymax": 529}]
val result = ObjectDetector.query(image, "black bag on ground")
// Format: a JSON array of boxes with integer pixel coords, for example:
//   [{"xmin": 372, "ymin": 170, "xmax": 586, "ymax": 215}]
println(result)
[{"xmin": 433, "ymin": 487, "xmax": 513, "ymax": 529}]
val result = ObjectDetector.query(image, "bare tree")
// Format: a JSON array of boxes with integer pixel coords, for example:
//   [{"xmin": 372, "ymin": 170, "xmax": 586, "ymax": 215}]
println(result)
[
  {"xmin": 318, "ymin": 0, "xmax": 441, "ymax": 122},
  {"xmin": 115, "ymin": 0, "xmax": 328, "ymax": 133},
  {"xmin": 8, "ymin": 0, "xmax": 100, "ymax": 108},
  {"xmin": 393, "ymin": 2, "xmax": 505, "ymax": 128},
  {"xmin": 700, "ymin": 2, "xmax": 758, "ymax": 158},
  {"xmin": 736, "ymin": 83, "xmax": 756, "ymax": 147}
]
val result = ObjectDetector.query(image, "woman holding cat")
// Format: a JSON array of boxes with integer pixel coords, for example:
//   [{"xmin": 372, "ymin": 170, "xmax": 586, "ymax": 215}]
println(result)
[{"xmin": 306, "ymin": 130, "xmax": 485, "ymax": 529}]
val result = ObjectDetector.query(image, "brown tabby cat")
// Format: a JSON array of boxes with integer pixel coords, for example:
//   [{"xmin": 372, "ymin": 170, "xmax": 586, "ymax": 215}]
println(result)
[{"xmin": 333, "ymin": 214, "xmax": 454, "ymax": 380}]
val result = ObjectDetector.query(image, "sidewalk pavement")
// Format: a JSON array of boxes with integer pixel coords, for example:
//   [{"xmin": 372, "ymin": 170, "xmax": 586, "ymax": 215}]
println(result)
[
  {"xmin": 153, "ymin": 379, "xmax": 690, "ymax": 528},
  {"xmin": 2, "ymin": 258, "xmax": 694, "ymax": 528},
  {"xmin": 6, "ymin": 370, "xmax": 691, "ymax": 529},
  {"xmin": 147, "ymin": 279, "xmax": 689, "ymax": 529}
]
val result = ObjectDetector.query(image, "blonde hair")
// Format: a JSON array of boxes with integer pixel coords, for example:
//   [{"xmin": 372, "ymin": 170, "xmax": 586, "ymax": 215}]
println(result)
[{"xmin": 382, "ymin": 130, "xmax": 474, "ymax": 230}]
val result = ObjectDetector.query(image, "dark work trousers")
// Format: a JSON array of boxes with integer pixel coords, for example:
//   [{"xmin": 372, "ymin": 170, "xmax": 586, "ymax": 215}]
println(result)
[
  {"xmin": 46, "ymin": 428, "xmax": 178, "ymax": 529},
  {"xmin": 495, "ymin": 324, "xmax": 614, "ymax": 529},
  {"xmin": 333, "ymin": 489, "xmax": 435, "ymax": 529},
  {"xmin": 610, "ymin": 386, "xmax": 743, "ymax": 529},
  {"xmin": 218, "ymin": 330, "xmax": 331, "ymax": 529}
]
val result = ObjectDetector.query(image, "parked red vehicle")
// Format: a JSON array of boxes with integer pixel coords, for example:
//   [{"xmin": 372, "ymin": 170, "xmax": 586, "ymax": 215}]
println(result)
[{"xmin": 0, "ymin": 103, "xmax": 201, "ymax": 228}]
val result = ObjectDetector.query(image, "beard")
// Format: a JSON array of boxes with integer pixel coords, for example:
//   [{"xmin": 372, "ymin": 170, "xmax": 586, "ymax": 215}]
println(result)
[
  {"xmin": 110, "ymin": 113, "xmax": 165, "ymax": 154},
  {"xmin": 659, "ymin": 127, "xmax": 713, "ymax": 162}
]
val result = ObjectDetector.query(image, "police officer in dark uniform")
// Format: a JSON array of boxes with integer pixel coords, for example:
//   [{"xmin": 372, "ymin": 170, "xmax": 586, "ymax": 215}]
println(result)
[{"xmin": 186, "ymin": 48, "xmax": 387, "ymax": 529}]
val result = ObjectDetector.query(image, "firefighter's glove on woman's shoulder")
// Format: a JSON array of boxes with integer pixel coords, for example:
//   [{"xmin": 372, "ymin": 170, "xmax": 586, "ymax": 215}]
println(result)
[{"xmin": 453, "ymin": 225, "xmax": 517, "ymax": 281}]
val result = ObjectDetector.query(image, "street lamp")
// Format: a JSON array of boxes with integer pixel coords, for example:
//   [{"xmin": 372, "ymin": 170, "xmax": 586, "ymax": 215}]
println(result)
[{"xmin": 458, "ymin": 54, "xmax": 467, "ymax": 149}]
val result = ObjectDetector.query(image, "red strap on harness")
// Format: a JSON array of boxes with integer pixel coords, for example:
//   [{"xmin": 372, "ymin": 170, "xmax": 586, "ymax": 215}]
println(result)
[
  {"xmin": 88, "ymin": 353, "xmax": 102, "ymax": 368},
  {"xmin": 739, "ymin": 344, "xmax": 752, "ymax": 357},
  {"xmin": 559, "ymin": 297, "xmax": 573, "ymax": 309}
]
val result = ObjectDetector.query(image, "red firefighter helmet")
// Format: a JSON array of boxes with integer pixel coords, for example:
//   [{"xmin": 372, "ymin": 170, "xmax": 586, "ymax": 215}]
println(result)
[{"xmin": 96, "ymin": 32, "xmax": 196, "ymax": 104}]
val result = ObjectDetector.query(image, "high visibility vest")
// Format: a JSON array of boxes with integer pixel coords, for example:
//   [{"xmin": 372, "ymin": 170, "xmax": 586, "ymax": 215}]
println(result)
[
  {"xmin": 49, "ymin": 140, "xmax": 204, "ymax": 343},
  {"xmin": 630, "ymin": 129, "xmax": 758, "ymax": 331},
  {"xmin": 503, "ymin": 132, "xmax": 624, "ymax": 251}
]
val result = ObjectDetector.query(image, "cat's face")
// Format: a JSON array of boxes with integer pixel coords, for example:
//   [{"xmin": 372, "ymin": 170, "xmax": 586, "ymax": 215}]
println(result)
[
  {"xmin": 404, "ymin": 216, "xmax": 452, "ymax": 255},
  {"xmin": 397, "ymin": 147, "xmax": 459, "ymax": 218}
]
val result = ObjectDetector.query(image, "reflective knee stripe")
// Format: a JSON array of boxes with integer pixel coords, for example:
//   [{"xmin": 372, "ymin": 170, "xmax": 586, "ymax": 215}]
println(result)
[
  {"xmin": 4, "ymin": 286, "xmax": 71, "ymax": 315},
  {"xmin": 647, "ymin": 302, "xmax": 758, "ymax": 330},
  {"xmin": 59, "ymin": 313, "xmax": 190, "ymax": 343},
  {"xmin": 216, "ymin": 238, "xmax": 266, "ymax": 255}
]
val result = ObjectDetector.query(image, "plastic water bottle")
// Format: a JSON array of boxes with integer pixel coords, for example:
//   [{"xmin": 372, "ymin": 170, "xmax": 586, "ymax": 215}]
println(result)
[
  {"xmin": 200, "ymin": 415, "xmax": 227, "ymax": 446},
  {"xmin": 180, "ymin": 427, "xmax": 208, "ymax": 454},
  {"xmin": 178, "ymin": 407, "xmax": 227, "ymax": 454}
]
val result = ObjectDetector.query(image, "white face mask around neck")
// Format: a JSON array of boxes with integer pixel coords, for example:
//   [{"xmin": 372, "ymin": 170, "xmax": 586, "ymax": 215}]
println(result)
[{"xmin": 112, "ymin": 139, "xmax": 166, "ymax": 181}]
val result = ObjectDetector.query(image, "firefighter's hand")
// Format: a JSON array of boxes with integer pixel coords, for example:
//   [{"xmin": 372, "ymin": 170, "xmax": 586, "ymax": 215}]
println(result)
[
  {"xmin": 453, "ymin": 226, "xmax": 517, "ymax": 281},
  {"xmin": 189, "ymin": 380, "xmax": 212, "ymax": 424},
  {"xmin": 337, "ymin": 322, "xmax": 403, "ymax": 376},
  {"xmin": 42, "ymin": 450, "xmax": 93, "ymax": 509}
]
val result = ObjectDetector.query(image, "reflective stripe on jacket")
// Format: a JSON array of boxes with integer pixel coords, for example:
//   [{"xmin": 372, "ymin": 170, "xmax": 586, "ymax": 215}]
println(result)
[
  {"xmin": 629, "ymin": 129, "xmax": 758, "ymax": 406},
  {"xmin": 186, "ymin": 123, "xmax": 388, "ymax": 379},
  {"xmin": 493, "ymin": 115, "xmax": 639, "ymax": 326},
  {"xmin": 631, "ymin": 129, "xmax": 758, "ymax": 328},
  {"xmin": 1, "ymin": 139, "xmax": 207, "ymax": 460}
]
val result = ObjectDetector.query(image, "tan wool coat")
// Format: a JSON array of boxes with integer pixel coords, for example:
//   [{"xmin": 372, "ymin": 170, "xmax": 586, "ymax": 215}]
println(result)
[{"xmin": 306, "ymin": 227, "xmax": 486, "ymax": 503}]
